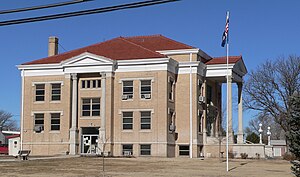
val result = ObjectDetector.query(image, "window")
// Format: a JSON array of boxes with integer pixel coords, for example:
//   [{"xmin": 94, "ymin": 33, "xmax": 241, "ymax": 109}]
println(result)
[
  {"xmin": 51, "ymin": 113, "xmax": 60, "ymax": 131},
  {"xmin": 140, "ymin": 144, "xmax": 151, "ymax": 155},
  {"xmin": 122, "ymin": 81, "xmax": 133, "ymax": 100},
  {"xmin": 51, "ymin": 83, "xmax": 61, "ymax": 101},
  {"xmin": 81, "ymin": 79, "xmax": 101, "ymax": 89},
  {"xmin": 179, "ymin": 145, "xmax": 189, "ymax": 156},
  {"xmin": 169, "ymin": 79, "xmax": 174, "ymax": 100},
  {"xmin": 198, "ymin": 110, "xmax": 203, "ymax": 133},
  {"xmin": 82, "ymin": 98, "xmax": 100, "ymax": 117},
  {"xmin": 35, "ymin": 84, "xmax": 45, "ymax": 101},
  {"xmin": 140, "ymin": 80, "xmax": 151, "ymax": 99},
  {"xmin": 34, "ymin": 113, "xmax": 44, "ymax": 132},
  {"xmin": 140, "ymin": 111, "xmax": 151, "ymax": 129},
  {"xmin": 207, "ymin": 85, "xmax": 212, "ymax": 104},
  {"xmin": 122, "ymin": 144, "xmax": 133, "ymax": 156},
  {"xmin": 122, "ymin": 112, "xmax": 133, "ymax": 130}
]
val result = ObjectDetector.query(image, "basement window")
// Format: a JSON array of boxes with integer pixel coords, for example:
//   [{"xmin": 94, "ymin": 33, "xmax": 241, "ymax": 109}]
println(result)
[{"xmin": 179, "ymin": 145, "xmax": 189, "ymax": 156}]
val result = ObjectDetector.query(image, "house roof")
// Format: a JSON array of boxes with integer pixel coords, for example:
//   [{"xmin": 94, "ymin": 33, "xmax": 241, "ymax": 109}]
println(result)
[
  {"xmin": 22, "ymin": 35, "xmax": 195, "ymax": 65},
  {"xmin": 205, "ymin": 56, "xmax": 242, "ymax": 65}
]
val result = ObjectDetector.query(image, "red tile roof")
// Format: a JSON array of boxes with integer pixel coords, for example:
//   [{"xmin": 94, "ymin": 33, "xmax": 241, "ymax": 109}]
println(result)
[
  {"xmin": 23, "ymin": 35, "xmax": 195, "ymax": 65},
  {"xmin": 205, "ymin": 56, "xmax": 242, "ymax": 65},
  {"xmin": 124, "ymin": 35, "xmax": 195, "ymax": 51}
]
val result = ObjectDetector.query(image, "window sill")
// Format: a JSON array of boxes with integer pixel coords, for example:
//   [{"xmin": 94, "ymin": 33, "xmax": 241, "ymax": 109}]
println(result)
[
  {"xmin": 139, "ymin": 130, "xmax": 152, "ymax": 133},
  {"xmin": 50, "ymin": 101, "xmax": 61, "ymax": 104},
  {"xmin": 122, "ymin": 130, "xmax": 133, "ymax": 133},
  {"xmin": 168, "ymin": 99, "xmax": 174, "ymax": 103},
  {"xmin": 80, "ymin": 117, "xmax": 100, "ymax": 120},
  {"xmin": 34, "ymin": 101, "xmax": 45, "ymax": 104},
  {"xmin": 49, "ymin": 131, "xmax": 60, "ymax": 133}
]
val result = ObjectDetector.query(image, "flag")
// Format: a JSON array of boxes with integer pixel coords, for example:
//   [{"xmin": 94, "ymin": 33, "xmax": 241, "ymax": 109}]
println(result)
[{"xmin": 221, "ymin": 12, "xmax": 229, "ymax": 47}]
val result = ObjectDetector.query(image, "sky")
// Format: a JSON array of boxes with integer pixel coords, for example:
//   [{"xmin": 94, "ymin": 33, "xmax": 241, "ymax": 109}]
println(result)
[{"xmin": 1, "ymin": 0, "xmax": 300, "ymax": 130}]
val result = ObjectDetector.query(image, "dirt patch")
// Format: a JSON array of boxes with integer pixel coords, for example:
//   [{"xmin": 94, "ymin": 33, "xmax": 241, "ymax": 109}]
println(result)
[{"xmin": 0, "ymin": 157, "xmax": 293, "ymax": 177}]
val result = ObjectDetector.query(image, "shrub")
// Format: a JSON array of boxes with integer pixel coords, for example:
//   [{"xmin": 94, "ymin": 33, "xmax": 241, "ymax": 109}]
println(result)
[
  {"xmin": 283, "ymin": 153, "xmax": 296, "ymax": 161},
  {"xmin": 240, "ymin": 153, "xmax": 248, "ymax": 159}
]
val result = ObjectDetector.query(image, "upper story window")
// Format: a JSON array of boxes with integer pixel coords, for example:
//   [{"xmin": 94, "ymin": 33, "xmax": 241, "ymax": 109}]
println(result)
[
  {"xmin": 81, "ymin": 79, "xmax": 101, "ymax": 89},
  {"xmin": 35, "ymin": 84, "xmax": 45, "ymax": 102},
  {"xmin": 122, "ymin": 112, "xmax": 133, "ymax": 130},
  {"xmin": 140, "ymin": 80, "xmax": 151, "ymax": 99},
  {"xmin": 122, "ymin": 81, "xmax": 133, "ymax": 100},
  {"xmin": 34, "ymin": 113, "xmax": 44, "ymax": 133},
  {"xmin": 50, "ymin": 113, "xmax": 60, "ymax": 131},
  {"xmin": 207, "ymin": 85, "xmax": 212, "ymax": 104},
  {"xmin": 51, "ymin": 83, "xmax": 61, "ymax": 101},
  {"xmin": 140, "ymin": 111, "xmax": 151, "ymax": 129},
  {"xmin": 168, "ymin": 78, "xmax": 174, "ymax": 100},
  {"xmin": 82, "ymin": 98, "xmax": 100, "ymax": 117}
]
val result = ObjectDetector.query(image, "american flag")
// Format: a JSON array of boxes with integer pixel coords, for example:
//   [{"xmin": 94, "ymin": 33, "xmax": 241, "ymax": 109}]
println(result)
[{"xmin": 221, "ymin": 13, "xmax": 229, "ymax": 47}]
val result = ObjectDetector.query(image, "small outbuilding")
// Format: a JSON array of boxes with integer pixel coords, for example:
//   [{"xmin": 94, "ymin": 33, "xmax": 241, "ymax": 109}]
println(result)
[
  {"xmin": 270, "ymin": 140, "xmax": 287, "ymax": 157},
  {"xmin": 7, "ymin": 135, "xmax": 20, "ymax": 156}
]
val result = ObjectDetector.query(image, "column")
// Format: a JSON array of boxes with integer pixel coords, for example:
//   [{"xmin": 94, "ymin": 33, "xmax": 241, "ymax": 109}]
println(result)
[
  {"xmin": 227, "ymin": 77, "xmax": 234, "ymax": 143},
  {"xmin": 202, "ymin": 80, "xmax": 207, "ymax": 144},
  {"xmin": 69, "ymin": 73, "xmax": 78, "ymax": 155},
  {"xmin": 99, "ymin": 73, "xmax": 106, "ymax": 154},
  {"xmin": 237, "ymin": 83, "xmax": 244, "ymax": 144}
]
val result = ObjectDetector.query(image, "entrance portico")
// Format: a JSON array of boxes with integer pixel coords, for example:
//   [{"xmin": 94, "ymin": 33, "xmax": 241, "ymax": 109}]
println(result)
[{"xmin": 205, "ymin": 56, "xmax": 247, "ymax": 145}]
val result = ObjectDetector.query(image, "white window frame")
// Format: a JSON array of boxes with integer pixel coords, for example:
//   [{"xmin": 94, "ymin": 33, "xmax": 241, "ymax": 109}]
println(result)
[
  {"xmin": 50, "ymin": 113, "xmax": 60, "ymax": 131},
  {"xmin": 168, "ymin": 77, "xmax": 175, "ymax": 101},
  {"xmin": 35, "ymin": 84, "xmax": 45, "ymax": 102},
  {"xmin": 122, "ymin": 81, "xmax": 133, "ymax": 100},
  {"xmin": 51, "ymin": 83, "xmax": 61, "ymax": 101},
  {"xmin": 81, "ymin": 79, "xmax": 101, "ymax": 89},
  {"xmin": 122, "ymin": 112, "xmax": 133, "ymax": 130},
  {"xmin": 140, "ymin": 144, "xmax": 151, "ymax": 156},
  {"xmin": 140, "ymin": 80, "xmax": 152, "ymax": 99},
  {"xmin": 140, "ymin": 111, "xmax": 151, "ymax": 130},
  {"xmin": 82, "ymin": 98, "xmax": 100, "ymax": 117},
  {"xmin": 34, "ymin": 113, "xmax": 44, "ymax": 133},
  {"xmin": 122, "ymin": 144, "xmax": 133, "ymax": 156}
]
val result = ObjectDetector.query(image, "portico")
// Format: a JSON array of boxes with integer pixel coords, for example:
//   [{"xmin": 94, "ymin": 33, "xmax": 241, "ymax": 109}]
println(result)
[{"xmin": 205, "ymin": 56, "xmax": 247, "ymax": 146}]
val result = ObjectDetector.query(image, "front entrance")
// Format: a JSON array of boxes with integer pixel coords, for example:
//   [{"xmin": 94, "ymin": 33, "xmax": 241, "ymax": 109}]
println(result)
[{"xmin": 81, "ymin": 127, "xmax": 99, "ymax": 154}]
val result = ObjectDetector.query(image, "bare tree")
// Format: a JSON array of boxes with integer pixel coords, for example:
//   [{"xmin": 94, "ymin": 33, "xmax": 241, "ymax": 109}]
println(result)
[
  {"xmin": 245, "ymin": 113, "xmax": 285, "ymax": 142},
  {"xmin": 244, "ymin": 55, "xmax": 300, "ymax": 133},
  {"xmin": 0, "ymin": 110, "xmax": 18, "ymax": 131}
]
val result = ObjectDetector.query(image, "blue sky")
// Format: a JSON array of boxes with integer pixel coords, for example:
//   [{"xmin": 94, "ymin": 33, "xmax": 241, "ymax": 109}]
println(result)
[{"xmin": 1, "ymin": 0, "xmax": 300, "ymax": 130}]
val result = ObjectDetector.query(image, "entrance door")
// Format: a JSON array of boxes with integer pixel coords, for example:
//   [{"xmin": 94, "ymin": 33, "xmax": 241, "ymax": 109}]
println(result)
[{"xmin": 81, "ymin": 127, "xmax": 99, "ymax": 154}]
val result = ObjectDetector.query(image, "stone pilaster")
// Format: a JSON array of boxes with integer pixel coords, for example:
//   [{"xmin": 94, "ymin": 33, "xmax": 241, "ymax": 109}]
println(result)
[{"xmin": 69, "ymin": 73, "xmax": 78, "ymax": 155}]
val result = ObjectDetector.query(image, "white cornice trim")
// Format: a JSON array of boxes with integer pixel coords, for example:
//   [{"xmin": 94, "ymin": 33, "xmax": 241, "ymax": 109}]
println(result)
[
  {"xmin": 117, "ymin": 57, "xmax": 170, "ymax": 65},
  {"xmin": 157, "ymin": 49, "xmax": 199, "ymax": 55}
]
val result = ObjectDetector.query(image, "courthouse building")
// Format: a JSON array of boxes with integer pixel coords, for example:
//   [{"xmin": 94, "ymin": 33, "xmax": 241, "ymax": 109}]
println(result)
[{"xmin": 17, "ymin": 35, "xmax": 247, "ymax": 157}]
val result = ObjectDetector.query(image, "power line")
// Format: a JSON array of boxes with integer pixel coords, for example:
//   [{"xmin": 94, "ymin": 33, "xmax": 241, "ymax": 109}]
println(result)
[
  {"xmin": 0, "ymin": 0, "xmax": 93, "ymax": 15},
  {"xmin": 0, "ymin": 0, "xmax": 179, "ymax": 27}
]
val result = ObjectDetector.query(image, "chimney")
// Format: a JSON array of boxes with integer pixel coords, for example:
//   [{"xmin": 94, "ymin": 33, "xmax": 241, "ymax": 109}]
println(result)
[{"xmin": 48, "ymin": 36, "xmax": 59, "ymax": 56}]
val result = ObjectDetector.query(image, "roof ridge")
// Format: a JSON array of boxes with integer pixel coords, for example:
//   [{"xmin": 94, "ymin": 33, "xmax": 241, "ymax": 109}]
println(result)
[
  {"xmin": 123, "ymin": 34, "xmax": 162, "ymax": 39},
  {"xmin": 119, "ymin": 37, "xmax": 166, "ymax": 58},
  {"xmin": 157, "ymin": 35, "xmax": 195, "ymax": 49}
]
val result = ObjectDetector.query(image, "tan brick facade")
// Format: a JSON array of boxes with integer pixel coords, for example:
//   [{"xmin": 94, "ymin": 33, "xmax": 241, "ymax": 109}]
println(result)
[{"xmin": 18, "ymin": 35, "xmax": 247, "ymax": 158}]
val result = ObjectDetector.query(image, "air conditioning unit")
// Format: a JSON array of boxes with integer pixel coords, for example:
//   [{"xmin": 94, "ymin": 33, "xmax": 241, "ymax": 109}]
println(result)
[
  {"xmin": 122, "ymin": 95, "xmax": 128, "ymax": 100},
  {"xmin": 123, "ymin": 151, "xmax": 132, "ymax": 156},
  {"xmin": 198, "ymin": 96, "xmax": 206, "ymax": 103},
  {"xmin": 34, "ymin": 125, "xmax": 43, "ymax": 132},
  {"xmin": 144, "ymin": 94, "xmax": 151, "ymax": 99},
  {"xmin": 169, "ymin": 124, "xmax": 176, "ymax": 132}
]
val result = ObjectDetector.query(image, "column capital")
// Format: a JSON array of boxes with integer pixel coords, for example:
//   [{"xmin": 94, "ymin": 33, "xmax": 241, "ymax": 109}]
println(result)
[{"xmin": 71, "ymin": 73, "xmax": 77, "ymax": 80}]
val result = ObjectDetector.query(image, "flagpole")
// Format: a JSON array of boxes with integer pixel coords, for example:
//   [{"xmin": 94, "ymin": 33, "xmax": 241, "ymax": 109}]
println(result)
[{"xmin": 226, "ymin": 11, "xmax": 230, "ymax": 172}]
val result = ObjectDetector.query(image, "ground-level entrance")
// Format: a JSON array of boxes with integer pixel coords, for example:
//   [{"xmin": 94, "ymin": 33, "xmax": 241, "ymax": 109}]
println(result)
[{"xmin": 81, "ymin": 127, "xmax": 99, "ymax": 154}]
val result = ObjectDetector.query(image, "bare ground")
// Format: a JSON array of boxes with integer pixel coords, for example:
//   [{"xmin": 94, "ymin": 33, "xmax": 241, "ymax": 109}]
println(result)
[{"xmin": 0, "ymin": 156, "xmax": 293, "ymax": 177}]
